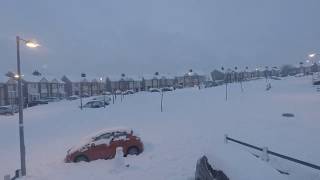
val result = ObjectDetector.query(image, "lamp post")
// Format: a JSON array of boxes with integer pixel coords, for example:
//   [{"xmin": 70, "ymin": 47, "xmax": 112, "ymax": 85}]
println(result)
[
  {"xmin": 80, "ymin": 73, "xmax": 86, "ymax": 110},
  {"xmin": 308, "ymin": 53, "xmax": 320, "ymax": 73},
  {"xmin": 221, "ymin": 67, "xmax": 228, "ymax": 101},
  {"xmin": 100, "ymin": 77, "xmax": 106, "ymax": 108},
  {"xmin": 16, "ymin": 36, "xmax": 40, "ymax": 176}
]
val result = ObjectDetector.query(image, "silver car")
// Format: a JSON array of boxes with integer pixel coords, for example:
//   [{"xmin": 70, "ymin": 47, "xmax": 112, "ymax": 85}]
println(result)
[{"xmin": 0, "ymin": 105, "xmax": 18, "ymax": 115}]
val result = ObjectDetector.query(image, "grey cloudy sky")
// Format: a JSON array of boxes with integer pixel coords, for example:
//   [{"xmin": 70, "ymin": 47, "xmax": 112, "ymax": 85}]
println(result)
[{"xmin": 0, "ymin": 0, "xmax": 320, "ymax": 77}]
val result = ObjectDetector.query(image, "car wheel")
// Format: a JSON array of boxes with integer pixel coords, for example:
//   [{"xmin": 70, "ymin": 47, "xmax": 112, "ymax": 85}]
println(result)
[
  {"xmin": 127, "ymin": 146, "xmax": 140, "ymax": 156},
  {"xmin": 74, "ymin": 155, "xmax": 89, "ymax": 163}
]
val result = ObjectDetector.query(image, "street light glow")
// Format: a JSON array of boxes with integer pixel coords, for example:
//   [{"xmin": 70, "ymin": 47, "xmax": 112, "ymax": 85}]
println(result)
[
  {"xmin": 25, "ymin": 41, "xmax": 40, "ymax": 48},
  {"xmin": 309, "ymin": 53, "xmax": 316, "ymax": 58}
]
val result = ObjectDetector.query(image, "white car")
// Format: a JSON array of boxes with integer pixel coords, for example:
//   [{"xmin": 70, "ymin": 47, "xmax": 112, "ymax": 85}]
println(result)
[
  {"xmin": 115, "ymin": 90, "xmax": 122, "ymax": 95},
  {"xmin": 122, "ymin": 90, "xmax": 135, "ymax": 95},
  {"xmin": 102, "ymin": 91, "xmax": 112, "ymax": 95}
]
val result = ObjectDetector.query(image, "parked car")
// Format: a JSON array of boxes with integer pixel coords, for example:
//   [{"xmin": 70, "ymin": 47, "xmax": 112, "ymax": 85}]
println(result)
[
  {"xmin": 65, "ymin": 128, "xmax": 144, "ymax": 163},
  {"xmin": 149, "ymin": 88, "xmax": 161, "ymax": 93},
  {"xmin": 42, "ymin": 97, "xmax": 60, "ymax": 102},
  {"xmin": 67, "ymin": 95, "xmax": 80, "ymax": 101},
  {"xmin": 92, "ymin": 96, "xmax": 111, "ymax": 105},
  {"xmin": 122, "ymin": 90, "xmax": 135, "ymax": 95},
  {"xmin": 313, "ymin": 79, "xmax": 320, "ymax": 85},
  {"xmin": 28, "ymin": 100, "xmax": 49, "ymax": 107},
  {"xmin": 115, "ymin": 90, "xmax": 122, "ymax": 95},
  {"xmin": 161, "ymin": 87, "xmax": 174, "ymax": 92},
  {"xmin": 83, "ymin": 100, "xmax": 105, "ymax": 108},
  {"xmin": 174, "ymin": 84, "xmax": 184, "ymax": 89},
  {"xmin": 102, "ymin": 91, "xmax": 112, "ymax": 95},
  {"xmin": 0, "ymin": 105, "xmax": 18, "ymax": 115},
  {"xmin": 204, "ymin": 81, "xmax": 218, "ymax": 88},
  {"xmin": 81, "ymin": 93, "xmax": 90, "ymax": 98}
]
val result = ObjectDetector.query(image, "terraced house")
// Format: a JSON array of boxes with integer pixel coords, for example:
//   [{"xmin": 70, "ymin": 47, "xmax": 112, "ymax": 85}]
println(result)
[
  {"xmin": 0, "ymin": 77, "xmax": 7, "ymax": 106},
  {"xmin": 62, "ymin": 75, "xmax": 105, "ymax": 96},
  {"xmin": 49, "ymin": 78, "xmax": 65, "ymax": 98}
]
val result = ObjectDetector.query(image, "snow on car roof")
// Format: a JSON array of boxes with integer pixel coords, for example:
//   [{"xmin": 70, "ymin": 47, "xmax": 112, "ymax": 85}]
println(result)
[
  {"xmin": 88, "ymin": 127, "xmax": 133, "ymax": 138},
  {"xmin": 68, "ymin": 127, "xmax": 133, "ymax": 154}
]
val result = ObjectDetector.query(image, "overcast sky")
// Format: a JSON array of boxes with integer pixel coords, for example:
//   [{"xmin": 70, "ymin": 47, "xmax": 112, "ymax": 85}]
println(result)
[{"xmin": 1, "ymin": 0, "xmax": 320, "ymax": 77}]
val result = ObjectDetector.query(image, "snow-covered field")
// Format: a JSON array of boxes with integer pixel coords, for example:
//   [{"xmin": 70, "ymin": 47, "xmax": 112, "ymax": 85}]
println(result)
[{"xmin": 1, "ymin": 76, "xmax": 320, "ymax": 180}]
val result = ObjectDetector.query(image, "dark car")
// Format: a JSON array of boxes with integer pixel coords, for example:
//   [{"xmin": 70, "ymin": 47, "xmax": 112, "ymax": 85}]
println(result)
[
  {"xmin": 149, "ymin": 88, "xmax": 161, "ymax": 93},
  {"xmin": 161, "ymin": 87, "xmax": 174, "ymax": 92},
  {"xmin": 0, "ymin": 106, "xmax": 18, "ymax": 115},
  {"xmin": 83, "ymin": 100, "xmax": 105, "ymax": 108},
  {"xmin": 42, "ymin": 97, "xmax": 60, "ymax": 102},
  {"xmin": 28, "ymin": 100, "xmax": 49, "ymax": 107},
  {"xmin": 67, "ymin": 95, "xmax": 80, "ymax": 101},
  {"xmin": 65, "ymin": 128, "xmax": 144, "ymax": 163}
]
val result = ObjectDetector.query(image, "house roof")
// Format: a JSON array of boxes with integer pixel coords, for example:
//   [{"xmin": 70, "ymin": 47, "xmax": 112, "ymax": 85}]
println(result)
[
  {"xmin": 64, "ymin": 75, "xmax": 104, "ymax": 83},
  {"xmin": 22, "ymin": 74, "xmax": 45, "ymax": 82},
  {"xmin": 107, "ymin": 75, "xmax": 137, "ymax": 82},
  {"xmin": 140, "ymin": 73, "xmax": 176, "ymax": 80}
]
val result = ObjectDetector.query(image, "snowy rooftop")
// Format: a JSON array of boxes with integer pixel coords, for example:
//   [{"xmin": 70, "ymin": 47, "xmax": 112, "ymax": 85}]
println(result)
[
  {"xmin": 87, "ymin": 127, "xmax": 132, "ymax": 139},
  {"xmin": 22, "ymin": 74, "xmax": 45, "ymax": 82},
  {"xmin": 64, "ymin": 75, "xmax": 105, "ymax": 82}
]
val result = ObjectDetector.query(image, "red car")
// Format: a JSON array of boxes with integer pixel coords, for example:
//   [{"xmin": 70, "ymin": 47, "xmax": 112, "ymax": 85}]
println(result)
[{"xmin": 65, "ymin": 128, "xmax": 144, "ymax": 163}]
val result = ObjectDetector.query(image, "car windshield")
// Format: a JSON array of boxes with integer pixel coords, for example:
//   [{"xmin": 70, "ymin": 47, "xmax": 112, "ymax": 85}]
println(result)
[{"xmin": 94, "ymin": 133, "xmax": 112, "ymax": 141}]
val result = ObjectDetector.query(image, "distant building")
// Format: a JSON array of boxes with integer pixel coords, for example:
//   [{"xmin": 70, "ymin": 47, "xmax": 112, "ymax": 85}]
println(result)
[
  {"xmin": 22, "ymin": 74, "xmax": 43, "ymax": 103},
  {"xmin": 6, "ymin": 78, "xmax": 18, "ymax": 106},
  {"xmin": 178, "ymin": 70, "xmax": 205, "ymax": 87},
  {"xmin": 0, "ymin": 76, "xmax": 8, "ymax": 106},
  {"xmin": 62, "ymin": 75, "xmax": 105, "ymax": 96}
]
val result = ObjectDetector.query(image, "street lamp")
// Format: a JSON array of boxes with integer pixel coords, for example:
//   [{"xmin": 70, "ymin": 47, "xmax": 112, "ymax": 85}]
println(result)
[
  {"xmin": 99, "ymin": 77, "xmax": 106, "ymax": 108},
  {"xmin": 307, "ymin": 53, "xmax": 320, "ymax": 73},
  {"xmin": 221, "ymin": 67, "xmax": 228, "ymax": 101},
  {"xmin": 16, "ymin": 36, "xmax": 40, "ymax": 176},
  {"xmin": 308, "ymin": 53, "xmax": 319, "ymax": 63},
  {"xmin": 309, "ymin": 53, "xmax": 317, "ymax": 58}
]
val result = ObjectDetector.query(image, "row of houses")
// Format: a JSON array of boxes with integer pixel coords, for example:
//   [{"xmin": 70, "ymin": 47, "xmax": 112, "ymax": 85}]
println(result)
[
  {"xmin": 0, "ymin": 72, "xmax": 67, "ymax": 106},
  {"xmin": 0, "ymin": 70, "xmax": 207, "ymax": 106}
]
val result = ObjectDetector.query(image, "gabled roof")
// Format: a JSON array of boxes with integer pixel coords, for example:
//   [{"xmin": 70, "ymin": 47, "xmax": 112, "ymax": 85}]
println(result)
[
  {"xmin": 63, "ymin": 75, "xmax": 104, "ymax": 83},
  {"xmin": 22, "ymin": 74, "xmax": 44, "ymax": 82},
  {"xmin": 51, "ymin": 78, "xmax": 64, "ymax": 84},
  {"xmin": 39, "ymin": 77, "xmax": 49, "ymax": 83},
  {"xmin": 141, "ymin": 73, "xmax": 175, "ymax": 80}
]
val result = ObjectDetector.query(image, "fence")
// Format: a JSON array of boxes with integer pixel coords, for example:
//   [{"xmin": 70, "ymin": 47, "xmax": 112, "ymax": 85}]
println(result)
[{"xmin": 224, "ymin": 135, "xmax": 320, "ymax": 171}]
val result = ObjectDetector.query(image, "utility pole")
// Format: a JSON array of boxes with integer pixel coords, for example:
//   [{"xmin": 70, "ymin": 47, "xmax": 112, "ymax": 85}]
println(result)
[
  {"xmin": 222, "ymin": 67, "xmax": 227, "ymax": 101},
  {"xmin": 80, "ymin": 73, "xmax": 86, "ymax": 110},
  {"xmin": 160, "ymin": 91, "xmax": 164, "ymax": 112}
]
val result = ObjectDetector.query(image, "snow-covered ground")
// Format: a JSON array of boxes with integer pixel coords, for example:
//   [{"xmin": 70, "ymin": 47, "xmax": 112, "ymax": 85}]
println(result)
[{"xmin": 0, "ymin": 76, "xmax": 320, "ymax": 180}]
